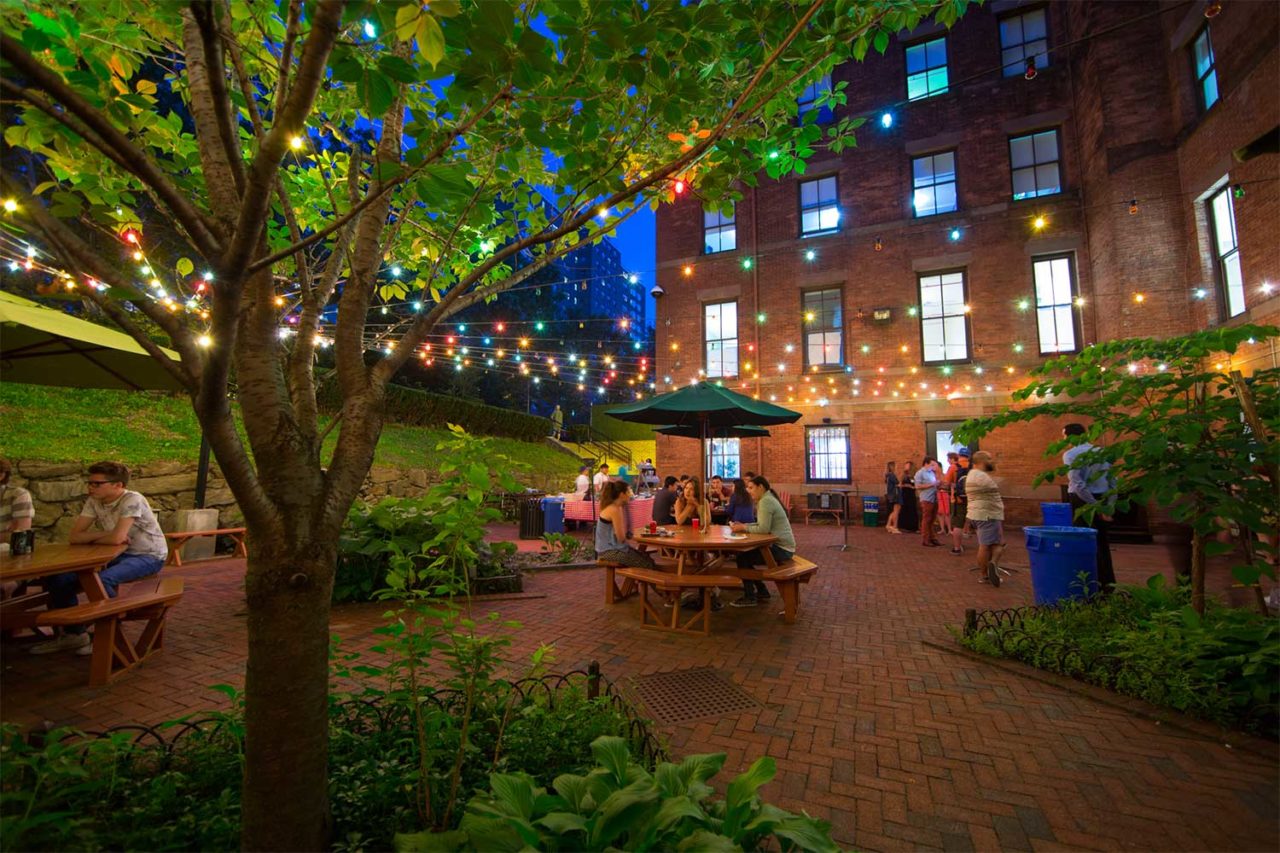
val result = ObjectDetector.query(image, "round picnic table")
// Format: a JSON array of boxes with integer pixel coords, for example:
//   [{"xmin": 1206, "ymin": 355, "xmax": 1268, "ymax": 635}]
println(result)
[{"xmin": 632, "ymin": 526, "xmax": 778, "ymax": 575}]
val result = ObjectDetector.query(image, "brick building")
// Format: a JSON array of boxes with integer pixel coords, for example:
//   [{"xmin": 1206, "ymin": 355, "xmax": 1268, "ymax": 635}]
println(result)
[{"xmin": 652, "ymin": 0, "xmax": 1279, "ymax": 525}]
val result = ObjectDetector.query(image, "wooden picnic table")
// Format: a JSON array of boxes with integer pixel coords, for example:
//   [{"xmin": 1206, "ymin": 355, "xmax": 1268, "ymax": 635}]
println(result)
[
  {"xmin": 1, "ymin": 543, "xmax": 124, "ymax": 601},
  {"xmin": 632, "ymin": 526, "xmax": 778, "ymax": 575}
]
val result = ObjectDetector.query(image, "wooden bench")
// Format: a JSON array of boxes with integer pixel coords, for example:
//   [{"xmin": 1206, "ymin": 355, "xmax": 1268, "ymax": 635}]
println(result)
[
  {"xmin": 36, "ymin": 577, "xmax": 184, "ymax": 686},
  {"xmin": 165, "ymin": 527, "xmax": 247, "ymax": 566},
  {"xmin": 729, "ymin": 557, "xmax": 819, "ymax": 624},
  {"xmin": 615, "ymin": 568, "xmax": 742, "ymax": 635},
  {"xmin": 800, "ymin": 506, "xmax": 844, "ymax": 526},
  {"xmin": 599, "ymin": 559, "xmax": 638, "ymax": 604}
]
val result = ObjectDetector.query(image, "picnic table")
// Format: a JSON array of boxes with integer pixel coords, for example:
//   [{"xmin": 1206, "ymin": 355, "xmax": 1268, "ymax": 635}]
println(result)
[{"xmin": 632, "ymin": 525, "xmax": 778, "ymax": 574}]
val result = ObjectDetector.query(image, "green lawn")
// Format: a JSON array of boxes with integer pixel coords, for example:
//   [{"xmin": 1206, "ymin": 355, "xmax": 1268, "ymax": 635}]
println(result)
[{"xmin": 0, "ymin": 383, "xmax": 577, "ymax": 485}]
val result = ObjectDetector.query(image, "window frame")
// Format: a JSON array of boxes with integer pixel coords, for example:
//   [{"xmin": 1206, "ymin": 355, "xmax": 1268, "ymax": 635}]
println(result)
[
  {"xmin": 1008, "ymin": 128, "xmax": 1063, "ymax": 200},
  {"xmin": 797, "ymin": 174, "xmax": 841, "ymax": 238},
  {"xmin": 1031, "ymin": 253, "xmax": 1082, "ymax": 355},
  {"xmin": 702, "ymin": 300, "xmax": 739, "ymax": 380},
  {"xmin": 703, "ymin": 204, "xmax": 737, "ymax": 255},
  {"xmin": 1191, "ymin": 26, "xmax": 1220, "ymax": 112},
  {"xmin": 925, "ymin": 421, "xmax": 979, "ymax": 477},
  {"xmin": 801, "ymin": 286, "xmax": 845, "ymax": 370},
  {"xmin": 707, "ymin": 438, "xmax": 742, "ymax": 481},
  {"xmin": 998, "ymin": 6, "xmax": 1050, "ymax": 78},
  {"xmin": 911, "ymin": 149, "xmax": 959, "ymax": 217},
  {"xmin": 905, "ymin": 35, "xmax": 949, "ymax": 101},
  {"xmin": 1208, "ymin": 186, "xmax": 1246, "ymax": 319},
  {"xmin": 916, "ymin": 268, "xmax": 972, "ymax": 365},
  {"xmin": 797, "ymin": 73, "xmax": 834, "ymax": 124},
  {"xmin": 805, "ymin": 424, "xmax": 852, "ymax": 485}
]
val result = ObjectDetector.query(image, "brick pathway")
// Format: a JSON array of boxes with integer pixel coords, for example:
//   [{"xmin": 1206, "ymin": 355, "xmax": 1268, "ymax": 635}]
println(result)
[{"xmin": 2, "ymin": 525, "xmax": 1276, "ymax": 851}]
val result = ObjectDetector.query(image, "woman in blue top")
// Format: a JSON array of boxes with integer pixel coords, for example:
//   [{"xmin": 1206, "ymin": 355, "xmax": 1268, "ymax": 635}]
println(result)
[
  {"xmin": 726, "ymin": 478, "xmax": 755, "ymax": 523},
  {"xmin": 594, "ymin": 481, "xmax": 656, "ymax": 568}
]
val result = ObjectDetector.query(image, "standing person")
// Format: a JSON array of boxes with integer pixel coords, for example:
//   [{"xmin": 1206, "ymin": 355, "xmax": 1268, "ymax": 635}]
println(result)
[
  {"xmin": 884, "ymin": 461, "xmax": 902, "ymax": 534},
  {"xmin": 729, "ymin": 475, "xmax": 796, "ymax": 607},
  {"xmin": 594, "ymin": 481, "xmax": 656, "ymax": 569},
  {"xmin": 726, "ymin": 478, "xmax": 755, "ymax": 523},
  {"xmin": 915, "ymin": 457, "xmax": 941, "ymax": 547},
  {"xmin": 965, "ymin": 451, "xmax": 1005, "ymax": 587},
  {"xmin": 32, "ymin": 462, "xmax": 168, "ymax": 655},
  {"xmin": 592, "ymin": 463, "xmax": 610, "ymax": 495},
  {"xmin": 550, "ymin": 404, "xmax": 564, "ymax": 439},
  {"xmin": 0, "ymin": 458, "xmax": 35, "ymax": 599},
  {"xmin": 651, "ymin": 476, "xmax": 679, "ymax": 525},
  {"xmin": 948, "ymin": 449, "xmax": 972, "ymax": 555},
  {"xmin": 937, "ymin": 452, "xmax": 958, "ymax": 537},
  {"xmin": 674, "ymin": 476, "xmax": 704, "ymax": 526},
  {"xmin": 898, "ymin": 461, "xmax": 919, "ymax": 533},
  {"xmin": 1062, "ymin": 423, "xmax": 1117, "ymax": 589},
  {"xmin": 573, "ymin": 465, "xmax": 590, "ymax": 498},
  {"xmin": 617, "ymin": 462, "xmax": 631, "ymax": 488}
]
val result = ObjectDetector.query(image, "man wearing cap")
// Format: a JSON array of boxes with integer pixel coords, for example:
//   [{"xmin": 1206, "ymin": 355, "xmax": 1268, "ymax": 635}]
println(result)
[
  {"xmin": 948, "ymin": 448, "xmax": 973, "ymax": 555},
  {"xmin": 965, "ymin": 451, "xmax": 1005, "ymax": 587}
]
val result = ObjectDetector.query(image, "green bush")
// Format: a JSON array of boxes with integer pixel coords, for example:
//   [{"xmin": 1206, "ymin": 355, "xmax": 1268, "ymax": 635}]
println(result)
[
  {"xmin": 318, "ymin": 380, "xmax": 549, "ymax": 443},
  {"xmin": 962, "ymin": 575, "xmax": 1280, "ymax": 737}
]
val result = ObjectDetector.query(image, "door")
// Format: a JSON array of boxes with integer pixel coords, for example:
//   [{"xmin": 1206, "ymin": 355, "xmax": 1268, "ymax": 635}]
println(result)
[{"xmin": 925, "ymin": 420, "xmax": 977, "ymax": 476}]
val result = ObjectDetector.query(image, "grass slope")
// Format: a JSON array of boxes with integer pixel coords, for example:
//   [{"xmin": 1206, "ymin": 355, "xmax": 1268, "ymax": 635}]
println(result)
[{"xmin": 0, "ymin": 383, "xmax": 577, "ymax": 484}]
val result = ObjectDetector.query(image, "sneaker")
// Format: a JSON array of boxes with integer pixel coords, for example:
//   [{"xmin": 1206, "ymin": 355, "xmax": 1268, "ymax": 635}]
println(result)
[
  {"xmin": 75, "ymin": 636, "xmax": 96, "ymax": 655},
  {"xmin": 710, "ymin": 598, "xmax": 724, "ymax": 612},
  {"xmin": 30, "ymin": 632, "xmax": 90, "ymax": 655},
  {"xmin": 950, "ymin": 548, "xmax": 963, "ymax": 556},
  {"xmin": 922, "ymin": 541, "xmax": 941, "ymax": 548},
  {"xmin": 986, "ymin": 563, "xmax": 1002, "ymax": 588},
  {"xmin": 730, "ymin": 597, "xmax": 759, "ymax": 608},
  {"xmin": 758, "ymin": 591, "xmax": 771, "ymax": 600}
]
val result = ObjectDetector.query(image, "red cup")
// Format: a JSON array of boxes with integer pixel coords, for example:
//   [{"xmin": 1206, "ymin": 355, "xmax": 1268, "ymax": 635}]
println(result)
[
  {"xmin": 692, "ymin": 518, "xmax": 700, "ymax": 531},
  {"xmin": 648, "ymin": 521, "xmax": 657, "ymax": 534}
]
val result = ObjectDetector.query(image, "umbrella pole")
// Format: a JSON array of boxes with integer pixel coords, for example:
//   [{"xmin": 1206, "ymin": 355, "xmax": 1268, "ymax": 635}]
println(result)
[{"xmin": 701, "ymin": 416, "xmax": 710, "ymax": 535}]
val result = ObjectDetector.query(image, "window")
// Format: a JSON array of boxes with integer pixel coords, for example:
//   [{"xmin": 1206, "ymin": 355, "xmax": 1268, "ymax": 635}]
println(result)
[
  {"xmin": 1032, "ymin": 255, "xmax": 1080, "ymax": 354},
  {"xmin": 1009, "ymin": 130, "xmax": 1061, "ymax": 200},
  {"xmin": 806, "ymin": 426, "xmax": 851, "ymax": 484},
  {"xmin": 1209, "ymin": 187, "xmax": 1245, "ymax": 317},
  {"xmin": 926, "ymin": 421, "xmax": 978, "ymax": 476},
  {"xmin": 1193, "ymin": 28, "xmax": 1219, "ymax": 111},
  {"xmin": 912, "ymin": 151, "xmax": 957, "ymax": 216},
  {"xmin": 906, "ymin": 37, "xmax": 948, "ymax": 101},
  {"xmin": 918, "ymin": 270, "xmax": 969, "ymax": 362},
  {"xmin": 704, "ymin": 205, "xmax": 736, "ymax": 254},
  {"xmin": 704, "ymin": 301, "xmax": 739, "ymax": 378},
  {"xmin": 797, "ymin": 73, "xmax": 833, "ymax": 123},
  {"xmin": 799, "ymin": 176, "xmax": 840, "ymax": 236},
  {"xmin": 803, "ymin": 288, "xmax": 843, "ymax": 368},
  {"xmin": 1000, "ymin": 8, "xmax": 1048, "ymax": 77},
  {"xmin": 708, "ymin": 438, "xmax": 741, "ymax": 480}
]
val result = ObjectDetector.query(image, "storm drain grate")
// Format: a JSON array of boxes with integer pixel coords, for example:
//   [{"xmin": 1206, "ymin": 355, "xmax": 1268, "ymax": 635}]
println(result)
[{"xmin": 629, "ymin": 668, "xmax": 761, "ymax": 725}]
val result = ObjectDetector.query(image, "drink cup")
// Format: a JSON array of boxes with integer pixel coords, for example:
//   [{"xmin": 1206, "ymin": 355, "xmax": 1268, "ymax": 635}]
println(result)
[
  {"xmin": 648, "ymin": 521, "xmax": 657, "ymax": 534},
  {"xmin": 10, "ymin": 530, "xmax": 33, "ymax": 556},
  {"xmin": 692, "ymin": 518, "xmax": 700, "ymax": 531}
]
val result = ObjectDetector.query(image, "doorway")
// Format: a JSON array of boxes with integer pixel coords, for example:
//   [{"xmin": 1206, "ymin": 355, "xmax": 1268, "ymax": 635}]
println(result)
[{"xmin": 925, "ymin": 420, "xmax": 978, "ymax": 476}]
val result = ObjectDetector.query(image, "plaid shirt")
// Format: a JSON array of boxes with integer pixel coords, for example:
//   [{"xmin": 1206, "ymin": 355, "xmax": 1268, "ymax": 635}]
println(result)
[{"xmin": 0, "ymin": 484, "xmax": 34, "ymax": 531}]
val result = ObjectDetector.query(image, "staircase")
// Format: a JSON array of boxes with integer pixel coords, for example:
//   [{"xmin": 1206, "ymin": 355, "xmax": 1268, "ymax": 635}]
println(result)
[{"xmin": 566, "ymin": 424, "xmax": 633, "ymax": 467}]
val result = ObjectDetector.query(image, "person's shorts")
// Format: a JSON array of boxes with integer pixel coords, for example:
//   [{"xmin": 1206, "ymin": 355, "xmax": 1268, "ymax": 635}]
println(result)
[
  {"xmin": 973, "ymin": 519, "xmax": 1003, "ymax": 546},
  {"xmin": 951, "ymin": 499, "xmax": 966, "ymax": 525}
]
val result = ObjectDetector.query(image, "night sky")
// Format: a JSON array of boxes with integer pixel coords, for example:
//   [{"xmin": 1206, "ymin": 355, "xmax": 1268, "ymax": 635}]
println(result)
[{"xmin": 611, "ymin": 205, "xmax": 657, "ymax": 330}]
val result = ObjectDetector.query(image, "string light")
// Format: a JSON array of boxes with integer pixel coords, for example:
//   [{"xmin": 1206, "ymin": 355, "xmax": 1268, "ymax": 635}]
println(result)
[
  {"xmin": 1032, "ymin": 215, "xmax": 1047, "ymax": 230},
  {"xmin": 2, "ymin": 199, "xmax": 16, "ymax": 213}
]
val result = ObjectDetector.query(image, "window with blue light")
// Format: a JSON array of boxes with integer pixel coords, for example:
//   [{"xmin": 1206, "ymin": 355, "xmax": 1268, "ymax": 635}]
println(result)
[
  {"xmin": 1000, "ymin": 8, "xmax": 1049, "ymax": 77},
  {"xmin": 912, "ymin": 151, "xmax": 957, "ymax": 216},
  {"xmin": 1032, "ymin": 255, "xmax": 1080, "ymax": 354},
  {"xmin": 704, "ymin": 205, "xmax": 736, "ymax": 254},
  {"xmin": 799, "ymin": 176, "xmax": 840, "ymax": 237},
  {"xmin": 906, "ymin": 37, "xmax": 948, "ymax": 101},
  {"xmin": 704, "ymin": 301, "xmax": 739, "ymax": 378},
  {"xmin": 797, "ymin": 73, "xmax": 834, "ymax": 123},
  {"xmin": 1009, "ymin": 130, "xmax": 1061, "ymax": 200},
  {"xmin": 803, "ymin": 288, "xmax": 844, "ymax": 368},
  {"xmin": 1193, "ymin": 28, "xmax": 1219, "ymax": 111},
  {"xmin": 918, "ymin": 270, "xmax": 970, "ymax": 363}
]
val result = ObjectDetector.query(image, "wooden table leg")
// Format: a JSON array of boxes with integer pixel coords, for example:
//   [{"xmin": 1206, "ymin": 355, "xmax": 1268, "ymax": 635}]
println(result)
[
  {"xmin": 777, "ymin": 581, "xmax": 799, "ymax": 624},
  {"xmin": 79, "ymin": 567, "xmax": 109, "ymax": 602},
  {"xmin": 762, "ymin": 547, "xmax": 779, "ymax": 568}
]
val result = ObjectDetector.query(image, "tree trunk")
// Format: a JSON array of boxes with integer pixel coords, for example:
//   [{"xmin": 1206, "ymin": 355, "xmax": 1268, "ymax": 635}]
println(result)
[
  {"xmin": 240, "ymin": 538, "xmax": 338, "ymax": 851},
  {"xmin": 1191, "ymin": 529, "xmax": 1206, "ymax": 616}
]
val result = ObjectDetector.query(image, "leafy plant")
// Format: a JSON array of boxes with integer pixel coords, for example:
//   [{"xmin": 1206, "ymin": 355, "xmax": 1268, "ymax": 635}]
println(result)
[
  {"xmin": 540, "ymin": 532, "xmax": 588, "ymax": 564},
  {"xmin": 396, "ymin": 736, "xmax": 840, "ymax": 852},
  {"xmin": 957, "ymin": 324, "xmax": 1279, "ymax": 613}
]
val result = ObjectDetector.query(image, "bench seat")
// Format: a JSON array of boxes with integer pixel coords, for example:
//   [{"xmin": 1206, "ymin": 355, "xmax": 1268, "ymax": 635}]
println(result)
[
  {"xmin": 165, "ymin": 527, "xmax": 247, "ymax": 566},
  {"xmin": 36, "ymin": 577, "xmax": 184, "ymax": 685},
  {"xmin": 615, "ymin": 568, "xmax": 742, "ymax": 635},
  {"xmin": 718, "ymin": 557, "xmax": 819, "ymax": 623}
]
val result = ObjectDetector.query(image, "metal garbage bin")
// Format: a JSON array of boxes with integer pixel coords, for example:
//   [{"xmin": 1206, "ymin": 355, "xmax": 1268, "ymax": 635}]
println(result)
[
  {"xmin": 861, "ymin": 495, "xmax": 880, "ymax": 526},
  {"xmin": 541, "ymin": 497, "xmax": 565, "ymax": 535},
  {"xmin": 518, "ymin": 494, "xmax": 546, "ymax": 539}
]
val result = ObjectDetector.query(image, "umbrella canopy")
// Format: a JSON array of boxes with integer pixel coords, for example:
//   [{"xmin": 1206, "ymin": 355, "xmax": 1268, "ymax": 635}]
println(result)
[
  {"xmin": 655, "ymin": 423, "xmax": 771, "ymax": 439},
  {"xmin": 0, "ymin": 290, "xmax": 183, "ymax": 391},
  {"xmin": 608, "ymin": 381, "xmax": 801, "ymax": 427}
]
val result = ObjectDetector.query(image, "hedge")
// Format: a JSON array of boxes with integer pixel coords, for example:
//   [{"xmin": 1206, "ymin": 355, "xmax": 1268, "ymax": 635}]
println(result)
[{"xmin": 318, "ymin": 380, "xmax": 550, "ymax": 443}]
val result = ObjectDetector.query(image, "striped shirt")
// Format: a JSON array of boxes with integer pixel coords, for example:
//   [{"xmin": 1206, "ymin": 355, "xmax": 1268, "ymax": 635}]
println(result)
[{"xmin": 0, "ymin": 484, "xmax": 34, "ymax": 531}]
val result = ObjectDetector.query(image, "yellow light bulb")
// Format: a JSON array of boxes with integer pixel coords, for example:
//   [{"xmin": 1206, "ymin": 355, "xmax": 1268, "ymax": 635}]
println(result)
[
  {"xmin": 2, "ymin": 199, "xmax": 16, "ymax": 213},
  {"xmin": 289, "ymin": 135, "xmax": 304, "ymax": 150}
]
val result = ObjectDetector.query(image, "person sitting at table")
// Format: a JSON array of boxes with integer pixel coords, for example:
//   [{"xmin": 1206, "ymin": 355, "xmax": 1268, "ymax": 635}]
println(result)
[
  {"xmin": 708, "ymin": 476, "xmax": 730, "ymax": 508},
  {"xmin": 595, "ymin": 480, "xmax": 656, "ymax": 569},
  {"xmin": 726, "ymin": 478, "xmax": 755, "ymax": 523},
  {"xmin": 674, "ymin": 476, "xmax": 704, "ymax": 526},
  {"xmin": 652, "ymin": 476, "xmax": 679, "ymax": 525},
  {"xmin": 0, "ymin": 457, "xmax": 35, "ymax": 600},
  {"xmin": 30, "ymin": 461, "xmax": 169, "ymax": 655},
  {"xmin": 730, "ymin": 475, "xmax": 796, "ymax": 607}
]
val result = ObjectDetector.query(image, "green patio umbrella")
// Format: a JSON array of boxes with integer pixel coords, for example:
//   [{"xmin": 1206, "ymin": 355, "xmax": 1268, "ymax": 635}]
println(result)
[{"xmin": 655, "ymin": 423, "xmax": 771, "ymax": 439}]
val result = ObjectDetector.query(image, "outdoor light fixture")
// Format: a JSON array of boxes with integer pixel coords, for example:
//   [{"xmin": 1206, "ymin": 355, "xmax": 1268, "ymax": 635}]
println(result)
[
  {"xmin": 804, "ymin": 249, "xmax": 816, "ymax": 261},
  {"xmin": 1129, "ymin": 198, "xmax": 1139, "ymax": 215},
  {"xmin": 948, "ymin": 228, "xmax": 961, "ymax": 241},
  {"xmin": 1204, "ymin": 0, "xmax": 1222, "ymax": 17},
  {"xmin": 742, "ymin": 257, "xmax": 753, "ymax": 270},
  {"xmin": 628, "ymin": 273, "xmax": 639, "ymax": 284},
  {"xmin": 880, "ymin": 112, "xmax": 893, "ymax": 128},
  {"xmin": 1194, "ymin": 288, "xmax": 1208, "ymax": 299},
  {"xmin": 1032, "ymin": 215, "xmax": 1048, "ymax": 230},
  {"xmin": 874, "ymin": 236, "xmax": 883, "ymax": 252}
]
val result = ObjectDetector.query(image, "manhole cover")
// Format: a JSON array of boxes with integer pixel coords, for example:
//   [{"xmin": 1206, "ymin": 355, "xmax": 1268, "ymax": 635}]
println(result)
[{"xmin": 629, "ymin": 668, "xmax": 761, "ymax": 724}]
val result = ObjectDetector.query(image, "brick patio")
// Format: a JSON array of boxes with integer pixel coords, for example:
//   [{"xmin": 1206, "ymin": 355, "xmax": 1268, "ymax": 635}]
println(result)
[{"xmin": 2, "ymin": 524, "xmax": 1276, "ymax": 851}]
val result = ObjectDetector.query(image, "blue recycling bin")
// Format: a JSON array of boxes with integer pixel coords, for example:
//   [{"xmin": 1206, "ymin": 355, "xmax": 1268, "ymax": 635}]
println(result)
[
  {"xmin": 1024, "ymin": 526, "xmax": 1098, "ymax": 605},
  {"xmin": 1040, "ymin": 502, "xmax": 1074, "ymax": 526},
  {"xmin": 540, "ymin": 497, "xmax": 565, "ymax": 535}
]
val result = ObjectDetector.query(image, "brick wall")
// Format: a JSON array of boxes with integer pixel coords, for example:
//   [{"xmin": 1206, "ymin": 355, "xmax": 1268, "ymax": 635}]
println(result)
[{"xmin": 653, "ymin": 1, "xmax": 1279, "ymax": 525}]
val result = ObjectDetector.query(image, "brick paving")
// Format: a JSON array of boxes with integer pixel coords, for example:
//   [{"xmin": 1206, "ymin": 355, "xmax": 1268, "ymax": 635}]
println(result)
[{"xmin": 2, "ymin": 524, "xmax": 1276, "ymax": 851}]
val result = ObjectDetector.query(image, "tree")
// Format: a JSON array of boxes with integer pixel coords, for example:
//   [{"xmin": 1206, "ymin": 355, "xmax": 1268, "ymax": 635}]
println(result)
[
  {"xmin": 957, "ymin": 325, "xmax": 1279, "ymax": 615},
  {"xmin": 0, "ymin": 0, "xmax": 968, "ymax": 846}
]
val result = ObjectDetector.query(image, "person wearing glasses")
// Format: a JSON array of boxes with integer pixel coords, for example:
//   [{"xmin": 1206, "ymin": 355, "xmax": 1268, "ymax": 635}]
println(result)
[{"xmin": 30, "ymin": 461, "xmax": 168, "ymax": 655}]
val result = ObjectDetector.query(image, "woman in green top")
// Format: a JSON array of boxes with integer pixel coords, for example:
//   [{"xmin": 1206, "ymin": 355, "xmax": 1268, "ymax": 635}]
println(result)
[{"xmin": 729, "ymin": 475, "xmax": 796, "ymax": 607}]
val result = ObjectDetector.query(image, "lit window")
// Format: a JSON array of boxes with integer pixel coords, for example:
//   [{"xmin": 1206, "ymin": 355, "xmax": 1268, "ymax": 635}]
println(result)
[
  {"xmin": 1193, "ymin": 28, "xmax": 1219, "ymax": 111},
  {"xmin": 1209, "ymin": 187, "xmax": 1245, "ymax": 317},
  {"xmin": 704, "ymin": 301, "xmax": 739, "ymax": 378},
  {"xmin": 704, "ymin": 205, "xmax": 736, "ymax": 254},
  {"xmin": 806, "ymin": 426, "xmax": 850, "ymax": 483},
  {"xmin": 906, "ymin": 37, "xmax": 948, "ymax": 101},
  {"xmin": 1009, "ymin": 130, "xmax": 1061, "ymax": 200},
  {"xmin": 799, "ymin": 176, "xmax": 840, "ymax": 237},
  {"xmin": 918, "ymin": 270, "xmax": 969, "ymax": 363},
  {"xmin": 912, "ymin": 151, "xmax": 957, "ymax": 216},
  {"xmin": 709, "ymin": 438, "xmax": 741, "ymax": 480},
  {"xmin": 803, "ymin": 288, "xmax": 843, "ymax": 368},
  {"xmin": 1000, "ymin": 8, "xmax": 1049, "ymax": 77},
  {"xmin": 1032, "ymin": 255, "xmax": 1080, "ymax": 354},
  {"xmin": 798, "ymin": 73, "xmax": 833, "ymax": 123}
]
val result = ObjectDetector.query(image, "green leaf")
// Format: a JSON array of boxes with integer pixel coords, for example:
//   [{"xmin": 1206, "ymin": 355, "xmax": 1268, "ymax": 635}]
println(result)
[
  {"xmin": 361, "ymin": 72, "xmax": 396, "ymax": 117},
  {"xmin": 489, "ymin": 773, "xmax": 537, "ymax": 820},
  {"xmin": 653, "ymin": 794, "xmax": 706, "ymax": 830},
  {"xmin": 394, "ymin": 2, "xmax": 420, "ymax": 42},
  {"xmin": 379, "ymin": 55, "xmax": 419, "ymax": 84},
  {"xmin": 176, "ymin": 257, "xmax": 194, "ymax": 276},
  {"xmin": 534, "ymin": 811, "xmax": 588, "ymax": 835},
  {"xmin": 588, "ymin": 781, "xmax": 662, "ymax": 848},
  {"xmin": 393, "ymin": 829, "xmax": 469, "ymax": 851},
  {"xmin": 873, "ymin": 30, "xmax": 890, "ymax": 54},
  {"xmin": 590, "ymin": 735, "xmax": 631, "ymax": 785},
  {"xmin": 675, "ymin": 829, "xmax": 739, "ymax": 852},
  {"xmin": 773, "ymin": 816, "xmax": 840, "ymax": 853},
  {"xmin": 418, "ymin": 14, "xmax": 446, "ymax": 68},
  {"xmin": 429, "ymin": 0, "xmax": 463, "ymax": 17}
]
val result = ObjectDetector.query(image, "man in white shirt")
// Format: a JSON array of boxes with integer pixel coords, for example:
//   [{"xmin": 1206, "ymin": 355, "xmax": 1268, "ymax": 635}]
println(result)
[
  {"xmin": 965, "ymin": 452, "xmax": 1005, "ymax": 588},
  {"xmin": 592, "ymin": 463, "xmax": 610, "ymax": 494},
  {"xmin": 32, "ymin": 461, "xmax": 168, "ymax": 655},
  {"xmin": 573, "ymin": 466, "xmax": 590, "ymax": 498},
  {"xmin": 1061, "ymin": 423, "xmax": 1116, "ymax": 588}
]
